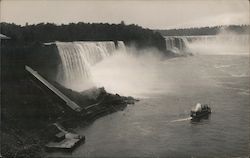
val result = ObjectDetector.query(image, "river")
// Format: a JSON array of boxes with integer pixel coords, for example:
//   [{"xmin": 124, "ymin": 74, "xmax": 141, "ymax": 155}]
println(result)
[{"xmin": 49, "ymin": 54, "xmax": 250, "ymax": 157}]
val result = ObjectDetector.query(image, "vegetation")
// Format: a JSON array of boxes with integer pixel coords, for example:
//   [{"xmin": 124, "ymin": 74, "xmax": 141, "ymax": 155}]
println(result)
[
  {"xmin": 156, "ymin": 25, "xmax": 250, "ymax": 36},
  {"xmin": 1, "ymin": 21, "xmax": 150, "ymax": 158},
  {"xmin": 1, "ymin": 22, "xmax": 169, "ymax": 99},
  {"xmin": 1, "ymin": 22, "xmax": 166, "ymax": 50}
]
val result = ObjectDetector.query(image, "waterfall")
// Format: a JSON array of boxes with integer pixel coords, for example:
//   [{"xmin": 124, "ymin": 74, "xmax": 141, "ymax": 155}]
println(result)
[
  {"xmin": 55, "ymin": 41, "xmax": 126, "ymax": 90},
  {"xmin": 164, "ymin": 36, "xmax": 188, "ymax": 54},
  {"xmin": 117, "ymin": 41, "xmax": 126, "ymax": 52},
  {"xmin": 164, "ymin": 35, "xmax": 249, "ymax": 55}
]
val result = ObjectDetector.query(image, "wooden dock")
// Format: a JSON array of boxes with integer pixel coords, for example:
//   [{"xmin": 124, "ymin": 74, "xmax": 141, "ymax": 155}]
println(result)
[
  {"xmin": 45, "ymin": 137, "xmax": 84, "ymax": 152},
  {"xmin": 45, "ymin": 123, "xmax": 85, "ymax": 152},
  {"xmin": 25, "ymin": 65, "xmax": 82, "ymax": 112}
]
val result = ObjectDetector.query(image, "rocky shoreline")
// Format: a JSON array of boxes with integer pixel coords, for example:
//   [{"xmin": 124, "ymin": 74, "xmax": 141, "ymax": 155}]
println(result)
[{"xmin": 1, "ymin": 74, "xmax": 137, "ymax": 158}]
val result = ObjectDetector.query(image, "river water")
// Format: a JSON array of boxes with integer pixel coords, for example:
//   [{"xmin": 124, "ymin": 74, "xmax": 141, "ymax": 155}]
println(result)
[{"xmin": 49, "ymin": 54, "xmax": 250, "ymax": 157}]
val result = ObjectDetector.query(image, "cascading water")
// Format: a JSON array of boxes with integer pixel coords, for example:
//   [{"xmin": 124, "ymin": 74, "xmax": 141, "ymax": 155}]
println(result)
[
  {"xmin": 55, "ymin": 41, "xmax": 125, "ymax": 91},
  {"xmin": 164, "ymin": 34, "xmax": 249, "ymax": 55},
  {"xmin": 117, "ymin": 41, "xmax": 127, "ymax": 52},
  {"xmin": 164, "ymin": 36, "xmax": 188, "ymax": 54}
]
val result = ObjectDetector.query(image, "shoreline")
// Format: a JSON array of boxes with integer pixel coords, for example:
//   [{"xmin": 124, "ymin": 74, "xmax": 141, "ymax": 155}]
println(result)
[
  {"xmin": 1, "ymin": 54, "xmax": 182, "ymax": 158},
  {"xmin": 1, "ymin": 76, "xmax": 138, "ymax": 158}
]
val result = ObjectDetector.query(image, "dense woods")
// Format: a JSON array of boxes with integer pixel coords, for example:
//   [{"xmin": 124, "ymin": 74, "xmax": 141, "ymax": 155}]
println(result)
[
  {"xmin": 1, "ymin": 22, "xmax": 166, "ymax": 50},
  {"xmin": 156, "ymin": 25, "xmax": 250, "ymax": 36}
]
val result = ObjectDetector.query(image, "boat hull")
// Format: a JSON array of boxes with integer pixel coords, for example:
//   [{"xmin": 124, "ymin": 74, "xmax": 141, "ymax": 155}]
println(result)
[{"xmin": 191, "ymin": 110, "xmax": 211, "ymax": 120}]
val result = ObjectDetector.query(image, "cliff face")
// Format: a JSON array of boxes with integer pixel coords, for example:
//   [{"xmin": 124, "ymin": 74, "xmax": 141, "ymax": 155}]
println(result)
[
  {"xmin": 1, "ymin": 39, "xmax": 137, "ymax": 157},
  {"xmin": 1, "ymin": 67, "xmax": 136, "ymax": 157},
  {"xmin": 1, "ymin": 22, "xmax": 161, "ymax": 157},
  {"xmin": 1, "ymin": 43, "xmax": 59, "ymax": 86}
]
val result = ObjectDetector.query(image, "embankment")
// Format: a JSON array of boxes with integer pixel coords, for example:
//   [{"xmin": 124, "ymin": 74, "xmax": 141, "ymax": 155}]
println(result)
[
  {"xmin": 1, "ymin": 70, "xmax": 136, "ymax": 157},
  {"xmin": 1, "ymin": 22, "xmax": 167, "ymax": 157}
]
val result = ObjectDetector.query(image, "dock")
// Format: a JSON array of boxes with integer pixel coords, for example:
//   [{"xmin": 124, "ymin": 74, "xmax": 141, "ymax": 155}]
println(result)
[
  {"xmin": 45, "ymin": 123, "xmax": 85, "ymax": 152},
  {"xmin": 45, "ymin": 137, "xmax": 84, "ymax": 152}
]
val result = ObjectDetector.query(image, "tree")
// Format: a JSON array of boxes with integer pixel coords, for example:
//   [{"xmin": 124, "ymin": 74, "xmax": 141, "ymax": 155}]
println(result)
[{"xmin": 120, "ymin": 20, "xmax": 125, "ymax": 25}]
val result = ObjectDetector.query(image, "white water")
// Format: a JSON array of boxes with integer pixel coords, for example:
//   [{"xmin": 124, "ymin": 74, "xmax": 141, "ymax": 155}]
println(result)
[
  {"xmin": 55, "ymin": 41, "xmax": 125, "ymax": 91},
  {"xmin": 49, "ymin": 54, "xmax": 250, "ymax": 158},
  {"xmin": 55, "ymin": 33, "xmax": 249, "ymax": 95},
  {"xmin": 50, "ymin": 34, "xmax": 250, "ymax": 158},
  {"xmin": 186, "ymin": 34, "xmax": 249, "ymax": 55},
  {"xmin": 91, "ymin": 34, "xmax": 249, "ymax": 97},
  {"xmin": 91, "ymin": 51, "xmax": 167, "ymax": 97},
  {"xmin": 165, "ymin": 33, "xmax": 249, "ymax": 55},
  {"xmin": 164, "ymin": 36, "xmax": 188, "ymax": 54}
]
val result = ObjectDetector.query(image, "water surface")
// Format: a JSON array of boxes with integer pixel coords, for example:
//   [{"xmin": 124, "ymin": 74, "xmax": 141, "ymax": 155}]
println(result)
[{"xmin": 49, "ymin": 55, "xmax": 250, "ymax": 157}]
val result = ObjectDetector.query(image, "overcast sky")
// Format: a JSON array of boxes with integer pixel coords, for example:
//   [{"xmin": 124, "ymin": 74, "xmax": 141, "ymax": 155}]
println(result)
[{"xmin": 0, "ymin": 0, "xmax": 249, "ymax": 29}]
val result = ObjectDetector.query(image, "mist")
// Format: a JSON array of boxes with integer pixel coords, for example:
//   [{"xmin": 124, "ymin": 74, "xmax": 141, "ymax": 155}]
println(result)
[
  {"xmin": 56, "ymin": 32, "xmax": 249, "ymax": 97},
  {"xmin": 186, "ymin": 30, "xmax": 249, "ymax": 55},
  {"xmin": 91, "ymin": 48, "xmax": 172, "ymax": 97}
]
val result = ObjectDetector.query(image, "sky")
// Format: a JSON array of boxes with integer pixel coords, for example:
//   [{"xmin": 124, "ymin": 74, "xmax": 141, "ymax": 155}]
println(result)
[{"xmin": 0, "ymin": 0, "xmax": 249, "ymax": 29}]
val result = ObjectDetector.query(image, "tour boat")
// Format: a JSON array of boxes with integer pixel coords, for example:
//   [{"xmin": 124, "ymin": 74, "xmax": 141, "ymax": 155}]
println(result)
[{"xmin": 190, "ymin": 103, "xmax": 211, "ymax": 119}]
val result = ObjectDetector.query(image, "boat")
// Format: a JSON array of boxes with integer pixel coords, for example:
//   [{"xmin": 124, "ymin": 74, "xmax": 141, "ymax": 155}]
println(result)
[{"xmin": 190, "ymin": 103, "xmax": 211, "ymax": 119}]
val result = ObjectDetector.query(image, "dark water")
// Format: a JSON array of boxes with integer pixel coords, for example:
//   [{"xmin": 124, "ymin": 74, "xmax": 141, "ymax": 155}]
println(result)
[{"xmin": 49, "ymin": 55, "xmax": 250, "ymax": 158}]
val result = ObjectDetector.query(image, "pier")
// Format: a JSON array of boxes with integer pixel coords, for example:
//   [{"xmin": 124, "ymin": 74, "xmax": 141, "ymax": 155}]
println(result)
[{"xmin": 25, "ymin": 65, "xmax": 82, "ymax": 112}]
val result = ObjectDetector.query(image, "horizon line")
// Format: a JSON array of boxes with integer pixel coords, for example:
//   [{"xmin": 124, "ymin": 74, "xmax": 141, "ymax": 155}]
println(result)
[{"xmin": 1, "ymin": 21, "xmax": 249, "ymax": 30}]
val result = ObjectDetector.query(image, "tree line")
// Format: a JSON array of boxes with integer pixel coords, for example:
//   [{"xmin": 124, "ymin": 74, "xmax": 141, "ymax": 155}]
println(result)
[
  {"xmin": 156, "ymin": 25, "xmax": 250, "ymax": 36},
  {"xmin": 1, "ymin": 22, "xmax": 166, "ymax": 50}
]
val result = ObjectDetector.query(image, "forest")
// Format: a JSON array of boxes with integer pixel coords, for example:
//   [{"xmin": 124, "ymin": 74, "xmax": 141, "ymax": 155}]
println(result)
[
  {"xmin": 1, "ymin": 22, "xmax": 166, "ymax": 50},
  {"xmin": 156, "ymin": 25, "xmax": 250, "ymax": 36}
]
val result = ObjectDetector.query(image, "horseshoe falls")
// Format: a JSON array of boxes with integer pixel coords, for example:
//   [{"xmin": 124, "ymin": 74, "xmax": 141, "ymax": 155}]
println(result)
[{"xmin": 164, "ymin": 34, "xmax": 249, "ymax": 55}]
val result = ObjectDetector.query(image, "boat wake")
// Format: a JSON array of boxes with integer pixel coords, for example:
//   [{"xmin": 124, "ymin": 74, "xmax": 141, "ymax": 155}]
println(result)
[
  {"xmin": 170, "ymin": 117, "xmax": 192, "ymax": 123},
  {"xmin": 214, "ymin": 64, "xmax": 232, "ymax": 69}
]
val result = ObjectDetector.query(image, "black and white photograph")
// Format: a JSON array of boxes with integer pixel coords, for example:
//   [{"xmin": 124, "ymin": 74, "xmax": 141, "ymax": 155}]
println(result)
[{"xmin": 0, "ymin": 0, "xmax": 249, "ymax": 157}]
